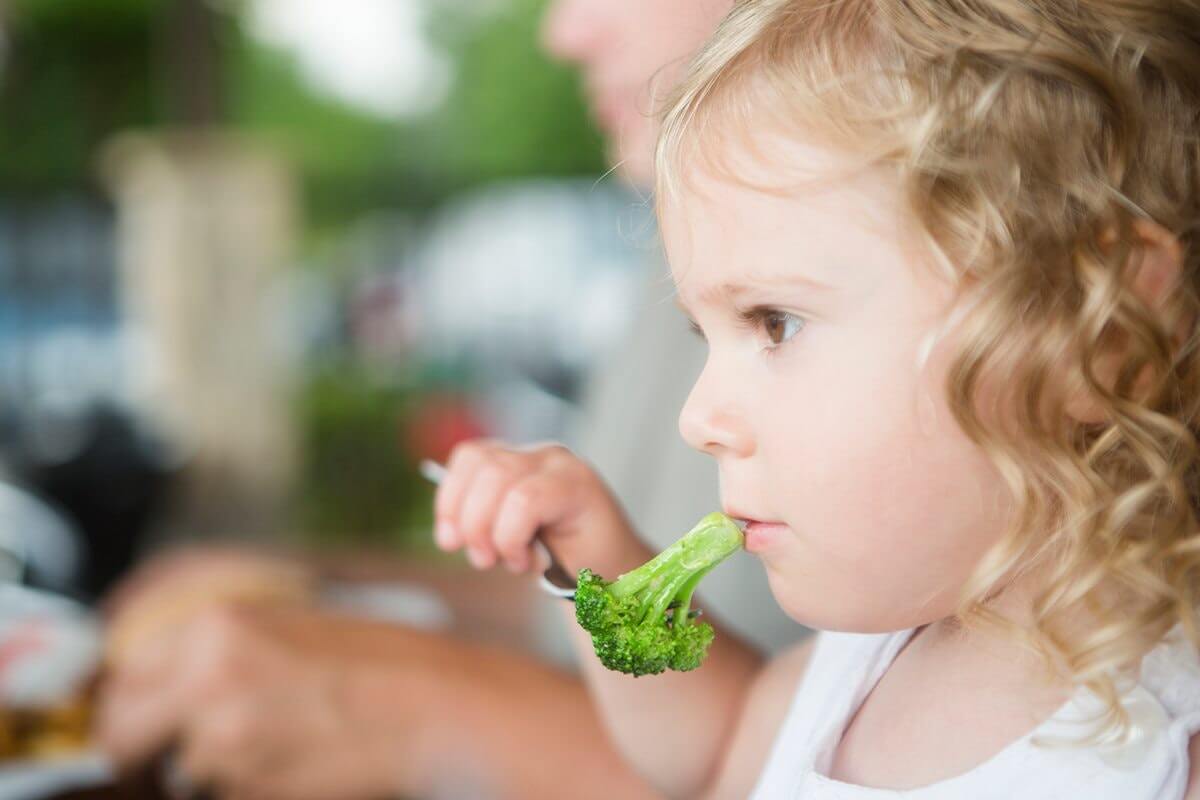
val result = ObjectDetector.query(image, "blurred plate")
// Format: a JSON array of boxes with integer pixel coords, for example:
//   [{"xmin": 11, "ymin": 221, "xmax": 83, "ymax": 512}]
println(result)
[
  {"xmin": 0, "ymin": 584, "xmax": 105, "ymax": 798},
  {"xmin": 0, "ymin": 584, "xmax": 101, "ymax": 707}
]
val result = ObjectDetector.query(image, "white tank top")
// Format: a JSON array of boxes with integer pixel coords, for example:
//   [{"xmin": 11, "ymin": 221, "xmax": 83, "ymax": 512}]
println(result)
[{"xmin": 751, "ymin": 626, "xmax": 1200, "ymax": 799}]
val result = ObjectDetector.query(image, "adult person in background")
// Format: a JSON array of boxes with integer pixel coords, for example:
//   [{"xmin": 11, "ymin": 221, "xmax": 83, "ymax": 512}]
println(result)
[{"xmin": 97, "ymin": 0, "xmax": 803, "ymax": 796}]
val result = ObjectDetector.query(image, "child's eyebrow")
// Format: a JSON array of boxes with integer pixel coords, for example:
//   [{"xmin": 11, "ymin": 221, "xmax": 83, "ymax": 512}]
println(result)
[{"xmin": 675, "ymin": 273, "xmax": 835, "ymax": 313}]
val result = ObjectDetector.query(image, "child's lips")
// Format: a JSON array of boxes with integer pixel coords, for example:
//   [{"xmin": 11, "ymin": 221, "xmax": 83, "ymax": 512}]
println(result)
[
  {"xmin": 726, "ymin": 512, "xmax": 788, "ymax": 553},
  {"xmin": 743, "ymin": 521, "xmax": 788, "ymax": 553}
]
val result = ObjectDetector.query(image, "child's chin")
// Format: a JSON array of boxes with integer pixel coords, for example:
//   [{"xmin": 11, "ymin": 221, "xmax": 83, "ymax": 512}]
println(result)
[{"xmin": 768, "ymin": 580, "xmax": 926, "ymax": 634}]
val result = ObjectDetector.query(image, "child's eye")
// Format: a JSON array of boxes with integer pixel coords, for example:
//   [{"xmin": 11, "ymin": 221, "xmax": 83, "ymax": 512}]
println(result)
[
  {"xmin": 742, "ymin": 307, "xmax": 806, "ymax": 350},
  {"xmin": 763, "ymin": 310, "xmax": 805, "ymax": 345}
]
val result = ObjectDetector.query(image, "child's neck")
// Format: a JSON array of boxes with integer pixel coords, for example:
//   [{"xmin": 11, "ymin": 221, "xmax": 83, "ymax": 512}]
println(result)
[
  {"xmin": 826, "ymin": 569, "xmax": 1085, "ymax": 789},
  {"xmin": 920, "ymin": 569, "xmax": 1084, "ymax": 684}
]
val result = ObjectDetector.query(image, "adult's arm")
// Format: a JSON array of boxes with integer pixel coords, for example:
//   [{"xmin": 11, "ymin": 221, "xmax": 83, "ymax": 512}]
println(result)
[{"xmin": 99, "ymin": 605, "xmax": 661, "ymax": 800}]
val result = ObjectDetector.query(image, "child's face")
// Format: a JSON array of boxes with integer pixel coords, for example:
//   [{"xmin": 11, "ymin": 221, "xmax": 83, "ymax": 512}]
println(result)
[{"xmin": 664, "ymin": 138, "xmax": 1014, "ymax": 633}]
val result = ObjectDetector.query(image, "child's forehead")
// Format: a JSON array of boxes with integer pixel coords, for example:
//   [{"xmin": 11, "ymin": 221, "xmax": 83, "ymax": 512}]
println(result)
[
  {"xmin": 662, "ymin": 133, "xmax": 907, "ymax": 240},
  {"xmin": 662, "ymin": 142, "xmax": 914, "ymax": 303}
]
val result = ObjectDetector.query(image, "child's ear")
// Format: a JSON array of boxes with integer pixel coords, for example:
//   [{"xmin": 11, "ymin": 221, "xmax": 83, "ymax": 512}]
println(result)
[{"xmin": 1066, "ymin": 218, "xmax": 1192, "ymax": 425}]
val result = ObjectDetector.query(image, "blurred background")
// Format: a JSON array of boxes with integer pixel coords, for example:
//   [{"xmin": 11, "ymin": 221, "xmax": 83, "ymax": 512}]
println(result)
[{"xmin": 0, "ymin": 0, "xmax": 656, "ymax": 604}]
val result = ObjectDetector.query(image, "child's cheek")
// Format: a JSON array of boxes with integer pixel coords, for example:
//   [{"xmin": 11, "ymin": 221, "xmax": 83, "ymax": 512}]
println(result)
[{"xmin": 763, "ymin": 361, "xmax": 1009, "ymax": 630}]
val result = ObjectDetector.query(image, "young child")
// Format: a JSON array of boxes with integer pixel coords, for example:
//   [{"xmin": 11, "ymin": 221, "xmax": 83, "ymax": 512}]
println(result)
[{"xmin": 433, "ymin": 1, "xmax": 1200, "ymax": 797}]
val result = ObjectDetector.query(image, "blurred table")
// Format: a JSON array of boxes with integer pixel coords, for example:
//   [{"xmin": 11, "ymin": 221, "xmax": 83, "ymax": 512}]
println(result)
[
  {"xmin": 316, "ymin": 548, "xmax": 546, "ymax": 655},
  {"xmin": 12, "ymin": 548, "xmax": 549, "ymax": 799}
]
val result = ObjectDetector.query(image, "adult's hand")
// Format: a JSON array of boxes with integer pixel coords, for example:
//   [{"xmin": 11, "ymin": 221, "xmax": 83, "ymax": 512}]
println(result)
[
  {"xmin": 101, "ymin": 605, "xmax": 407, "ymax": 798},
  {"xmin": 97, "ymin": 604, "xmax": 661, "ymax": 799},
  {"xmin": 104, "ymin": 545, "xmax": 314, "ymax": 663}
]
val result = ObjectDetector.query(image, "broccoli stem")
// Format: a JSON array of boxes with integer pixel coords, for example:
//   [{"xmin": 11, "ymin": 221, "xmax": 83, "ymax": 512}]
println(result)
[
  {"xmin": 607, "ymin": 512, "xmax": 742, "ymax": 624},
  {"xmin": 608, "ymin": 546, "xmax": 678, "ymax": 600},
  {"xmin": 644, "ymin": 569, "xmax": 695, "ymax": 624},
  {"xmin": 671, "ymin": 562, "xmax": 715, "ymax": 626}
]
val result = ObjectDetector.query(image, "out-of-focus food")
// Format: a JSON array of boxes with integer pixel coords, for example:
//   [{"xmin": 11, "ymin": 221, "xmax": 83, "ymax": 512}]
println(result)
[
  {"xmin": 0, "ymin": 585, "xmax": 102, "ymax": 765},
  {"xmin": 0, "ymin": 694, "xmax": 93, "ymax": 761}
]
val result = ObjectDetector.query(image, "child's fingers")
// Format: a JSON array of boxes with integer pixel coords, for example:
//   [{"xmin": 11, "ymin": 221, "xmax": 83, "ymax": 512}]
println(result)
[
  {"xmin": 457, "ymin": 462, "xmax": 520, "ymax": 569},
  {"xmin": 494, "ymin": 470, "xmax": 588, "ymax": 574},
  {"xmin": 492, "ymin": 476, "xmax": 549, "ymax": 572},
  {"xmin": 434, "ymin": 441, "xmax": 490, "ymax": 550}
]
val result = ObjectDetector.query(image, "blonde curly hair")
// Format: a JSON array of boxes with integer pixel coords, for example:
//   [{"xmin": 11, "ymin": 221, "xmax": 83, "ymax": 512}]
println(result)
[{"xmin": 657, "ymin": 0, "xmax": 1200, "ymax": 744}]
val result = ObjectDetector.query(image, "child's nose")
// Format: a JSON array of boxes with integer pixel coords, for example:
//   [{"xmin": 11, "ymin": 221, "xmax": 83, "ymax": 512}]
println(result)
[{"xmin": 678, "ymin": 370, "xmax": 755, "ymax": 459}]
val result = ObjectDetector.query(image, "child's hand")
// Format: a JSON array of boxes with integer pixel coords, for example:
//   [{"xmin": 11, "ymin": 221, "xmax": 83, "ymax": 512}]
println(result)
[{"xmin": 433, "ymin": 440, "xmax": 638, "ymax": 576}]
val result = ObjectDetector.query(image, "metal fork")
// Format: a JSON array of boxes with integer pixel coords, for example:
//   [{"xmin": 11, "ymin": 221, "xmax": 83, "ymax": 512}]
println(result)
[{"xmin": 419, "ymin": 459, "xmax": 576, "ymax": 599}]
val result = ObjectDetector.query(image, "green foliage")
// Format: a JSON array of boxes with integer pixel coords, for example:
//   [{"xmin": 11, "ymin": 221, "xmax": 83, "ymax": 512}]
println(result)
[
  {"xmin": 423, "ymin": 0, "xmax": 605, "ymax": 182},
  {"xmin": 221, "ymin": 35, "xmax": 414, "ymax": 238},
  {"xmin": 574, "ymin": 514, "xmax": 743, "ymax": 677},
  {"xmin": 224, "ymin": 38, "xmax": 404, "ymax": 180},
  {"xmin": 0, "ymin": 0, "xmax": 164, "ymax": 186},
  {"xmin": 0, "ymin": 0, "xmax": 605, "ymax": 207}
]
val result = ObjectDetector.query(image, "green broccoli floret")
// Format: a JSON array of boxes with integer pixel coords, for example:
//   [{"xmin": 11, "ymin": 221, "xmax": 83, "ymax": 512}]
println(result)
[{"xmin": 573, "ymin": 512, "xmax": 743, "ymax": 677}]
